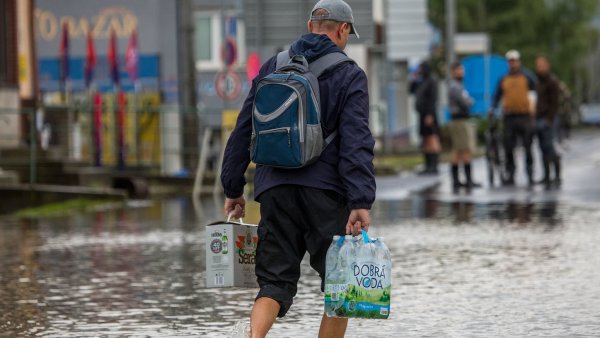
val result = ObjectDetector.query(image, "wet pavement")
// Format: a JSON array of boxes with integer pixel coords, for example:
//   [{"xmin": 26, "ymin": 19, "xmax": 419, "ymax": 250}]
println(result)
[{"xmin": 1, "ymin": 132, "xmax": 600, "ymax": 337}]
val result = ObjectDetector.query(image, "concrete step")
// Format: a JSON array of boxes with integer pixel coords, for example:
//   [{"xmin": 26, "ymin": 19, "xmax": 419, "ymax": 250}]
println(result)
[{"xmin": 0, "ymin": 169, "xmax": 19, "ymax": 184}]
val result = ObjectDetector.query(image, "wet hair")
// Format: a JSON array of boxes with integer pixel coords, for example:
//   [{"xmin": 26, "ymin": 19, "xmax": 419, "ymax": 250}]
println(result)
[{"xmin": 311, "ymin": 8, "xmax": 343, "ymax": 33}]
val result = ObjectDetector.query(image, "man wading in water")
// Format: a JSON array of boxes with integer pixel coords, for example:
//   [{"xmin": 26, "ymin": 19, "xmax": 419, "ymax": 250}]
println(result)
[{"xmin": 221, "ymin": 0, "xmax": 376, "ymax": 337}]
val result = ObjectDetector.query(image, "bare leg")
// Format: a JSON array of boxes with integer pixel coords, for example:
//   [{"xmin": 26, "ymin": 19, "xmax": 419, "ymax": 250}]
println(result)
[
  {"xmin": 250, "ymin": 297, "xmax": 280, "ymax": 338},
  {"xmin": 451, "ymin": 150, "xmax": 460, "ymax": 165},
  {"xmin": 318, "ymin": 313, "xmax": 348, "ymax": 338},
  {"xmin": 462, "ymin": 151, "xmax": 472, "ymax": 163}
]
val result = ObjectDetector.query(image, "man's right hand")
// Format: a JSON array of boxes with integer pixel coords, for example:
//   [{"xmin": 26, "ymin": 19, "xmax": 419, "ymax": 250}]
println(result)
[
  {"xmin": 346, "ymin": 209, "xmax": 370, "ymax": 236},
  {"xmin": 424, "ymin": 114, "xmax": 434, "ymax": 126},
  {"xmin": 224, "ymin": 196, "xmax": 246, "ymax": 219}
]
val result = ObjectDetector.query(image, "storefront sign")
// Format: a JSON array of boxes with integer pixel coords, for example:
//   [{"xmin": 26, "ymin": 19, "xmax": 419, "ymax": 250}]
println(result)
[{"xmin": 35, "ymin": 7, "xmax": 138, "ymax": 41}]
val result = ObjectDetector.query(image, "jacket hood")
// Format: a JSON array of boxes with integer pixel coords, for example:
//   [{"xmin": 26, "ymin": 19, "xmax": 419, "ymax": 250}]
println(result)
[
  {"xmin": 289, "ymin": 33, "xmax": 344, "ymax": 63},
  {"xmin": 419, "ymin": 61, "xmax": 432, "ymax": 77}
]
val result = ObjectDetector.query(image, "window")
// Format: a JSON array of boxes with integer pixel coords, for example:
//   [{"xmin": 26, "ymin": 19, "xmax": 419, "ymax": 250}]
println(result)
[
  {"xmin": 195, "ymin": 15, "xmax": 212, "ymax": 62},
  {"xmin": 194, "ymin": 11, "xmax": 246, "ymax": 71}
]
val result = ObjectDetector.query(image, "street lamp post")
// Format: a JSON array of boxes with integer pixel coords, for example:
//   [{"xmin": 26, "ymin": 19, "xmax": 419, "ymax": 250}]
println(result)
[{"xmin": 446, "ymin": 0, "xmax": 456, "ymax": 68}]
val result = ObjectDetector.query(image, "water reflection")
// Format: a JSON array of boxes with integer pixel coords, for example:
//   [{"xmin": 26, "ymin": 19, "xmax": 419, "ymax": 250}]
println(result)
[
  {"xmin": 0, "ymin": 195, "xmax": 598, "ymax": 337},
  {"xmin": 0, "ymin": 220, "xmax": 47, "ymax": 336},
  {"xmin": 374, "ymin": 198, "xmax": 563, "ymax": 228}
]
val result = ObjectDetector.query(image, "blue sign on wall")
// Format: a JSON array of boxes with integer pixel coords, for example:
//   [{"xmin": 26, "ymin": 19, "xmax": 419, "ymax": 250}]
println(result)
[
  {"xmin": 462, "ymin": 54, "xmax": 509, "ymax": 117},
  {"xmin": 38, "ymin": 54, "xmax": 160, "ymax": 93}
]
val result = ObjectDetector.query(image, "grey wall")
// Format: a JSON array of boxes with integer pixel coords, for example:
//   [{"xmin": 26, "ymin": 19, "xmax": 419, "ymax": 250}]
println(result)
[
  {"xmin": 189, "ymin": 0, "xmax": 373, "ymax": 117},
  {"xmin": 34, "ymin": 0, "xmax": 180, "ymax": 102},
  {"xmin": 244, "ymin": 0, "xmax": 373, "ymax": 53},
  {"xmin": 192, "ymin": 0, "xmax": 238, "ymax": 10},
  {"xmin": 386, "ymin": 0, "xmax": 430, "ymax": 61}
]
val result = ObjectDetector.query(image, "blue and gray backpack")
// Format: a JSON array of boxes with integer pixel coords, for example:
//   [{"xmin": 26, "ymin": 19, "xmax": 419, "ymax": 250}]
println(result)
[{"xmin": 250, "ymin": 50, "xmax": 352, "ymax": 168}]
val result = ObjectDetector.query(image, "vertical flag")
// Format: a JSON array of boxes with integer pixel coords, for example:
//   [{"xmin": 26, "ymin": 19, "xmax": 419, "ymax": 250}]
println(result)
[
  {"xmin": 59, "ymin": 22, "xmax": 69, "ymax": 84},
  {"xmin": 125, "ymin": 30, "xmax": 139, "ymax": 82},
  {"xmin": 84, "ymin": 30, "xmax": 96, "ymax": 88},
  {"xmin": 93, "ymin": 92, "xmax": 103, "ymax": 167},
  {"xmin": 108, "ymin": 29, "xmax": 120, "ymax": 86},
  {"xmin": 117, "ymin": 91, "xmax": 126, "ymax": 170}
]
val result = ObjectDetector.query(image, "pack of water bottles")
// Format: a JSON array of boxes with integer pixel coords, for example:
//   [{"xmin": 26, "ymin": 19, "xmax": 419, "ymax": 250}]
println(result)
[{"xmin": 324, "ymin": 230, "xmax": 391, "ymax": 319}]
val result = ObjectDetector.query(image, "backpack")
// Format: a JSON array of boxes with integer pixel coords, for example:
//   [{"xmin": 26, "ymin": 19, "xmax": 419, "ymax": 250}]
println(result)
[{"xmin": 250, "ymin": 50, "xmax": 352, "ymax": 169}]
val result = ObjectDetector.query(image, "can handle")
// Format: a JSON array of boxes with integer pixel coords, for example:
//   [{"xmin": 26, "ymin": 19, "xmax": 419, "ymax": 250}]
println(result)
[
  {"xmin": 361, "ymin": 229, "xmax": 370, "ymax": 243},
  {"xmin": 227, "ymin": 214, "xmax": 244, "ymax": 224},
  {"xmin": 336, "ymin": 235, "xmax": 345, "ymax": 247}
]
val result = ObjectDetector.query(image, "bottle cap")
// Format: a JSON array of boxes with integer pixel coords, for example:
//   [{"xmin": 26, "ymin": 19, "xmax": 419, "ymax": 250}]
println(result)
[
  {"xmin": 345, "ymin": 235, "xmax": 353, "ymax": 239},
  {"xmin": 333, "ymin": 235, "xmax": 341, "ymax": 240}
]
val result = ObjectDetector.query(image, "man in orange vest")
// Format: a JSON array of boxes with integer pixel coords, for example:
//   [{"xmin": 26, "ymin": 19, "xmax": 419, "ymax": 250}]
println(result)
[{"xmin": 491, "ymin": 50, "xmax": 537, "ymax": 186}]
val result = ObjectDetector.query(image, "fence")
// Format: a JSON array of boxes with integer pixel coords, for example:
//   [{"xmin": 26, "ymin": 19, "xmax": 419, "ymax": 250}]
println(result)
[{"xmin": 0, "ymin": 97, "xmax": 227, "ymax": 187}]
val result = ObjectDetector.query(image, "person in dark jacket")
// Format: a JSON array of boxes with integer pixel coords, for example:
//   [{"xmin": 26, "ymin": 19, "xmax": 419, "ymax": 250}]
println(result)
[
  {"xmin": 535, "ymin": 55, "xmax": 562, "ymax": 187},
  {"xmin": 491, "ymin": 50, "xmax": 536, "ymax": 186},
  {"xmin": 220, "ymin": 1, "xmax": 375, "ymax": 337},
  {"xmin": 448, "ymin": 61, "xmax": 480, "ymax": 191},
  {"xmin": 411, "ymin": 61, "xmax": 441, "ymax": 175},
  {"xmin": 557, "ymin": 81, "xmax": 574, "ymax": 142}
]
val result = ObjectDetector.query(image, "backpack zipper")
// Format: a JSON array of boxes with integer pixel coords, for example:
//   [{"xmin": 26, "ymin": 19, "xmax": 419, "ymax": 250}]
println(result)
[{"xmin": 258, "ymin": 127, "xmax": 291, "ymax": 147}]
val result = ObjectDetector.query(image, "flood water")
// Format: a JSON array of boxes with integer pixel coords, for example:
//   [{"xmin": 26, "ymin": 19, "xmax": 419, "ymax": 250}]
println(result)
[{"xmin": 1, "ymin": 195, "xmax": 600, "ymax": 337}]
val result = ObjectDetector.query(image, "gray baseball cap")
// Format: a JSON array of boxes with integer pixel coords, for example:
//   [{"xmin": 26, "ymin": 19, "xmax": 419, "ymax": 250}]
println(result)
[{"xmin": 310, "ymin": 0, "xmax": 359, "ymax": 38}]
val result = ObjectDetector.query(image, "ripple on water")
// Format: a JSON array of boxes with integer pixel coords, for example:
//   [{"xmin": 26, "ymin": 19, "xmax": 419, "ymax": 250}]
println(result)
[{"xmin": 0, "ymin": 202, "xmax": 599, "ymax": 336}]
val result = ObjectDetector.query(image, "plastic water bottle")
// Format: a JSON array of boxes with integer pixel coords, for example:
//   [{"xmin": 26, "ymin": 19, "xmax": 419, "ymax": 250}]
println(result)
[
  {"xmin": 374, "ymin": 237, "xmax": 392, "ymax": 318},
  {"xmin": 375, "ymin": 237, "xmax": 392, "ymax": 285},
  {"xmin": 325, "ymin": 235, "xmax": 343, "ymax": 317},
  {"xmin": 339, "ymin": 235, "xmax": 356, "ymax": 317},
  {"xmin": 354, "ymin": 234, "xmax": 377, "ymax": 289}
]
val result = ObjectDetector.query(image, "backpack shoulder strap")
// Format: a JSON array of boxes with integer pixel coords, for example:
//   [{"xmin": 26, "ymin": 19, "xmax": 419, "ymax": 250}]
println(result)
[
  {"xmin": 275, "ymin": 50, "xmax": 290, "ymax": 70},
  {"xmin": 274, "ymin": 51, "xmax": 349, "ymax": 146},
  {"xmin": 309, "ymin": 52, "xmax": 354, "ymax": 78},
  {"xmin": 311, "ymin": 52, "xmax": 353, "ymax": 145},
  {"xmin": 324, "ymin": 130, "xmax": 338, "ymax": 146}
]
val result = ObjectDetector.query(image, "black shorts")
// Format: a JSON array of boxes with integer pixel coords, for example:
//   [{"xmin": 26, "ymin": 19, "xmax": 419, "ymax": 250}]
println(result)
[
  {"xmin": 255, "ymin": 185, "xmax": 350, "ymax": 318},
  {"xmin": 419, "ymin": 112, "xmax": 439, "ymax": 136}
]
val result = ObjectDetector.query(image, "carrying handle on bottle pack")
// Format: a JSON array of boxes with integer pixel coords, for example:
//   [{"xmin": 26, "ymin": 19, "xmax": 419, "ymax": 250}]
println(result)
[
  {"xmin": 227, "ymin": 213, "xmax": 245, "ymax": 224},
  {"xmin": 361, "ymin": 229, "xmax": 370, "ymax": 243}
]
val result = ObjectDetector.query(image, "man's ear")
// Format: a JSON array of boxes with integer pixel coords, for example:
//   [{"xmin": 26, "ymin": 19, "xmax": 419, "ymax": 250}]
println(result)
[
  {"xmin": 336, "ymin": 23, "xmax": 345, "ymax": 39},
  {"xmin": 308, "ymin": 20, "xmax": 313, "ymax": 33},
  {"xmin": 339, "ymin": 22, "xmax": 349, "ymax": 37}
]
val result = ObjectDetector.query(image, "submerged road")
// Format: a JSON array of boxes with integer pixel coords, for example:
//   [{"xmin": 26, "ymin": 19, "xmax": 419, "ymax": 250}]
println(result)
[
  {"xmin": 0, "ymin": 131, "xmax": 599, "ymax": 337},
  {"xmin": 378, "ymin": 130, "xmax": 600, "ymax": 206}
]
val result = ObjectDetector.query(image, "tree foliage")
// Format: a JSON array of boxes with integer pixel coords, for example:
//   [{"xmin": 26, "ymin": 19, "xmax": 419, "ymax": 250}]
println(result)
[{"xmin": 428, "ymin": 0, "xmax": 600, "ymax": 100}]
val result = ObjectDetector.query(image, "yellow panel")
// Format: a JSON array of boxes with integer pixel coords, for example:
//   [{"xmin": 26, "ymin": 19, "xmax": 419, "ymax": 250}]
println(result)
[
  {"xmin": 138, "ymin": 93, "xmax": 161, "ymax": 166},
  {"xmin": 222, "ymin": 110, "xmax": 239, "ymax": 131}
]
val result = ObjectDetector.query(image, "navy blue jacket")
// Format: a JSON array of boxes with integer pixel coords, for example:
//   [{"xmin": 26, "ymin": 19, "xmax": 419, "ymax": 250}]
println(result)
[{"xmin": 220, "ymin": 33, "xmax": 376, "ymax": 210}]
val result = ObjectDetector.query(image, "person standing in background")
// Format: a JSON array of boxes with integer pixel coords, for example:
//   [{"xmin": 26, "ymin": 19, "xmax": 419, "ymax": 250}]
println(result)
[
  {"xmin": 535, "ymin": 55, "xmax": 562, "ymax": 187},
  {"xmin": 557, "ymin": 80, "xmax": 573, "ymax": 143},
  {"xmin": 411, "ymin": 61, "xmax": 441, "ymax": 175},
  {"xmin": 490, "ymin": 50, "xmax": 537, "ymax": 186},
  {"xmin": 448, "ymin": 61, "xmax": 481, "ymax": 191}
]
